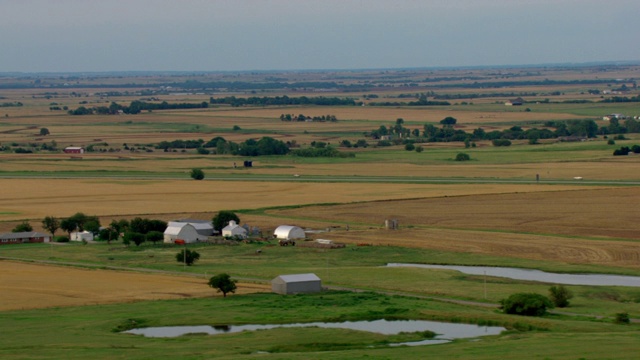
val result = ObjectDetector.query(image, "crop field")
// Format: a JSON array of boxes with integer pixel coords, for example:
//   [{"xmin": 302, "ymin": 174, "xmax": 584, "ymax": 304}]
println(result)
[
  {"xmin": 1, "ymin": 65, "xmax": 640, "ymax": 359},
  {"xmin": 0, "ymin": 261, "xmax": 269, "ymax": 311}
]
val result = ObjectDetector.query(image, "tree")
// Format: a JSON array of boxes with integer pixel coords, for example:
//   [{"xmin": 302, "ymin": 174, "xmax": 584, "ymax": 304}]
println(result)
[
  {"xmin": 60, "ymin": 218, "xmax": 77, "ymax": 238},
  {"xmin": 176, "ymin": 249, "xmax": 200, "ymax": 266},
  {"xmin": 98, "ymin": 227, "xmax": 119, "ymax": 242},
  {"xmin": 84, "ymin": 219, "xmax": 101, "ymax": 235},
  {"xmin": 548, "ymin": 285, "xmax": 573, "ymax": 308},
  {"xmin": 455, "ymin": 153, "xmax": 470, "ymax": 161},
  {"xmin": 440, "ymin": 116, "xmax": 457, "ymax": 126},
  {"xmin": 124, "ymin": 232, "xmax": 146, "ymax": 247},
  {"xmin": 208, "ymin": 273, "xmax": 237, "ymax": 297},
  {"xmin": 191, "ymin": 168, "xmax": 205, "ymax": 180},
  {"xmin": 212, "ymin": 210, "xmax": 240, "ymax": 232},
  {"xmin": 145, "ymin": 231, "xmax": 164, "ymax": 245},
  {"xmin": 42, "ymin": 216, "xmax": 60, "ymax": 238},
  {"xmin": 500, "ymin": 293, "xmax": 554, "ymax": 316},
  {"xmin": 40, "ymin": 127, "xmax": 50, "ymax": 136},
  {"xmin": 12, "ymin": 220, "xmax": 33, "ymax": 232}
]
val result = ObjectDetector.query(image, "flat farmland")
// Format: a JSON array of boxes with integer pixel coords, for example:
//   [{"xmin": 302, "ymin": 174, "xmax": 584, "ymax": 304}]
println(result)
[
  {"xmin": 0, "ymin": 179, "xmax": 590, "ymax": 226},
  {"xmin": 0, "ymin": 261, "xmax": 269, "ymax": 311},
  {"xmin": 272, "ymin": 187, "xmax": 640, "ymax": 239}
]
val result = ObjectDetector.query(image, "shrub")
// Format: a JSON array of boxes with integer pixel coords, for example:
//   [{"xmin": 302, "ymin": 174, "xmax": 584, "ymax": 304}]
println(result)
[
  {"xmin": 55, "ymin": 236, "xmax": 69, "ymax": 243},
  {"xmin": 190, "ymin": 168, "xmax": 205, "ymax": 180},
  {"xmin": 415, "ymin": 145, "xmax": 424, "ymax": 153},
  {"xmin": 549, "ymin": 285, "xmax": 573, "ymax": 308},
  {"xmin": 500, "ymin": 293, "xmax": 554, "ymax": 316},
  {"xmin": 176, "ymin": 249, "xmax": 200, "ymax": 266},
  {"xmin": 614, "ymin": 312, "xmax": 630, "ymax": 324},
  {"xmin": 492, "ymin": 139, "xmax": 512, "ymax": 147},
  {"xmin": 608, "ymin": 139, "xmax": 616, "ymax": 145},
  {"xmin": 455, "ymin": 153, "xmax": 470, "ymax": 161},
  {"xmin": 404, "ymin": 143, "xmax": 415, "ymax": 151}
]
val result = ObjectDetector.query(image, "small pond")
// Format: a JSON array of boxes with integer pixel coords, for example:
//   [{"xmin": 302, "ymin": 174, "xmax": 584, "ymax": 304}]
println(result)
[
  {"xmin": 125, "ymin": 319, "xmax": 505, "ymax": 347},
  {"xmin": 387, "ymin": 263, "xmax": 640, "ymax": 287}
]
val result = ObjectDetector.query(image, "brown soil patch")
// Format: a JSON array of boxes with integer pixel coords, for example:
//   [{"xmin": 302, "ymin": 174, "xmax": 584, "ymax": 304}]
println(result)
[{"xmin": 0, "ymin": 261, "xmax": 269, "ymax": 311}]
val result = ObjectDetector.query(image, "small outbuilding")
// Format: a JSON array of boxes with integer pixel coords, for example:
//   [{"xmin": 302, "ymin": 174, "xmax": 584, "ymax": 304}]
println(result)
[
  {"xmin": 221, "ymin": 220, "xmax": 247, "ymax": 239},
  {"xmin": 70, "ymin": 231, "xmax": 94, "ymax": 242},
  {"xmin": 163, "ymin": 223, "xmax": 207, "ymax": 244},
  {"xmin": 273, "ymin": 225, "xmax": 306, "ymax": 241},
  {"xmin": 63, "ymin": 146, "xmax": 85, "ymax": 154},
  {"xmin": 271, "ymin": 273, "xmax": 322, "ymax": 295}
]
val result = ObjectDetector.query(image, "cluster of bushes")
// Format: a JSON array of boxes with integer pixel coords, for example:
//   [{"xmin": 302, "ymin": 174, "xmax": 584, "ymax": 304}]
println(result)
[
  {"xmin": 291, "ymin": 146, "xmax": 354, "ymax": 158},
  {"xmin": 0, "ymin": 102, "xmax": 23, "ymax": 107},
  {"xmin": 613, "ymin": 145, "xmax": 640, "ymax": 156},
  {"xmin": 500, "ymin": 285, "xmax": 574, "ymax": 316},
  {"xmin": 339, "ymin": 139, "xmax": 368, "ymax": 148}
]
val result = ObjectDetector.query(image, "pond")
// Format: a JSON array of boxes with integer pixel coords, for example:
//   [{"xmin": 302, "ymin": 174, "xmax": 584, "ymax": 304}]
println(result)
[
  {"xmin": 386, "ymin": 263, "xmax": 640, "ymax": 287},
  {"xmin": 125, "ymin": 319, "xmax": 505, "ymax": 347}
]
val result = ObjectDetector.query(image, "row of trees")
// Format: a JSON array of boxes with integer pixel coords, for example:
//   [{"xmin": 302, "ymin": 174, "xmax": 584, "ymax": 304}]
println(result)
[
  {"xmin": 210, "ymin": 95, "xmax": 356, "ymax": 107},
  {"xmin": 158, "ymin": 136, "xmax": 290, "ymax": 157},
  {"xmin": 367, "ymin": 117, "xmax": 636, "ymax": 146},
  {"xmin": 68, "ymin": 101, "xmax": 209, "ymax": 115},
  {"xmin": 279, "ymin": 113, "xmax": 338, "ymax": 122}
]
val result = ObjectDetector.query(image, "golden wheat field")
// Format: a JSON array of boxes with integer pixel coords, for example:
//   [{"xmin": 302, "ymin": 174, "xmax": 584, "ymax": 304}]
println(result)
[
  {"xmin": 0, "ymin": 261, "xmax": 269, "ymax": 311},
  {"xmin": 0, "ymin": 179, "xmax": 590, "ymax": 227}
]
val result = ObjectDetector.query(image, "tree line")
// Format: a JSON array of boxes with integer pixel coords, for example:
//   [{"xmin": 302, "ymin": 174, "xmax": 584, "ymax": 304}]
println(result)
[
  {"xmin": 68, "ymin": 100, "xmax": 209, "ymax": 115},
  {"xmin": 366, "ymin": 117, "xmax": 639, "ymax": 145},
  {"xmin": 210, "ymin": 95, "xmax": 356, "ymax": 107}
]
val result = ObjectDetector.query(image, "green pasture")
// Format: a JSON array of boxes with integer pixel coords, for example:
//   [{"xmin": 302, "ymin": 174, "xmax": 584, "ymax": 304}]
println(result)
[
  {"xmin": 3, "ymin": 241, "xmax": 640, "ymax": 319},
  {"xmin": 0, "ymin": 277, "xmax": 638, "ymax": 359}
]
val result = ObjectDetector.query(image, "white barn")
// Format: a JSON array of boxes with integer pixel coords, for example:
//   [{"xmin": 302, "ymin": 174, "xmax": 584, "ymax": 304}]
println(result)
[
  {"xmin": 272, "ymin": 273, "xmax": 322, "ymax": 295},
  {"xmin": 273, "ymin": 225, "xmax": 306, "ymax": 240},
  {"xmin": 163, "ymin": 223, "xmax": 207, "ymax": 244},
  {"xmin": 168, "ymin": 220, "xmax": 213, "ymax": 237},
  {"xmin": 222, "ymin": 220, "xmax": 247, "ymax": 239}
]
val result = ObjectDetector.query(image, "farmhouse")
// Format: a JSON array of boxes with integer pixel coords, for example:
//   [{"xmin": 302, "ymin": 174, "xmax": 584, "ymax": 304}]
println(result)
[
  {"xmin": 273, "ymin": 225, "xmax": 306, "ymax": 241},
  {"xmin": 163, "ymin": 223, "xmax": 207, "ymax": 244},
  {"xmin": 63, "ymin": 146, "xmax": 84, "ymax": 154},
  {"xmin": 169, "ymin": 219, "xmax": 213, "ymax": 237},
  {"xmin": 271, "ymin": 273, "xmax": 322, "ymax": 295},
  {"xmin": 221, "ymin": 220, "xmax": 247, "ymax": 239},
  {"xmin": 70, "ymin": 231, "xmax": 94, "ymax": 242},
  {"xmin": 0, "ymin": 232, "xmax": 51, "ymax": 245}
]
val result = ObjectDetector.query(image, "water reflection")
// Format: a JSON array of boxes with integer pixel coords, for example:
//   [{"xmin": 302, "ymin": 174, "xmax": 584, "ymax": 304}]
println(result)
[
  {"xmin": 125, "ymin": 319, "xmax": 505, "ymax": 346},
  {"xmin": 387, "ymin": 263, "xmax": 640, "ymax": 287}
]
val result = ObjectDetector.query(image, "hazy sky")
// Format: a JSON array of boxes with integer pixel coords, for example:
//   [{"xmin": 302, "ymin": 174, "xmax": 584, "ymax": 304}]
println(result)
[{"xmin": 1, "ymin": 0, "xmax": 639, "ymax": 72}]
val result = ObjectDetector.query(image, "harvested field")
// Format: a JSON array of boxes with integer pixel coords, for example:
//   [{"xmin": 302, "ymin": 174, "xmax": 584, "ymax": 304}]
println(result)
[
  {"xmin": 272, "ymin": 187, "xmax": 640, "ymax": 240},
  {"xmin": 0, "ymin": 260, "xmax": 269, "ymax": 311},
  {"xmin": 0, "ymin": 178, "xmax": 593, "ymax": 227},
  {"xmin": 317, "ymin": 227, "xmax": 640, "ymax": 269}
]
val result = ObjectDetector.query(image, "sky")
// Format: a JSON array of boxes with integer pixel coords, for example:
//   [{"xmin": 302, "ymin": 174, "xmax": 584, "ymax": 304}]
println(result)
[{"xmin": 1, "ymin": 0, "xmax": 639, "ymax": 72}]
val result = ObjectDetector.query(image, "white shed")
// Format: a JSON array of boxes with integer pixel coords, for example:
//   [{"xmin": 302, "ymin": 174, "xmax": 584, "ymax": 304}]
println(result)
[
  {"xmin": 222, "ymin": 220, "xmax": 247, "ymax": 239},
  {"xmin": 272, "ymin": 273, "xmax": 322, "ymax": 295},
  {"xmin": 273, "ymin": 225, "xmax": 306, "ymax": 240},
  {"xmin": 70, "ymin": 231, "xmax": 94, "ymax": 242},
  {"xmin": 163, "ymin": 223, "xmax": 206, "ymax": 244}
]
